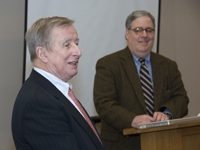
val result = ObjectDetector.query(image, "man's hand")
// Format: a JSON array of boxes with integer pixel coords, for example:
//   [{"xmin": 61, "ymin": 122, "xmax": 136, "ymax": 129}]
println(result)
[
  {"xmin": 131, "ymin": 112, "xmax": 170, "ymax": 128},
  {"xmin": 153, "ymin": 112, "xmax": 170, "ymax": 121},
  {"xmin": 131, "ymin": 114, "xmax": 155, "ymax": 128}
]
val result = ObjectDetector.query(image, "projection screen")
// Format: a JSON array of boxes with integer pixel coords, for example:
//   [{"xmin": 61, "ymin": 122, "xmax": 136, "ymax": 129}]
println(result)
[{"xmin": 25, "ymin": 0, "xmax": 160, "ymax": 116}]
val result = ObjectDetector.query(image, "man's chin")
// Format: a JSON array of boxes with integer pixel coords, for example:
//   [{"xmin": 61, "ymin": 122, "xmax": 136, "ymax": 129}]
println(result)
[{"xmin": 134, "ymin": 50, "xmax": 151, "ymax": 58}]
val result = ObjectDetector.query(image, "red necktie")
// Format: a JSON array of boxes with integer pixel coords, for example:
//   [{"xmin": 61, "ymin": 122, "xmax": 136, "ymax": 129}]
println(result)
[{"xmin": 68, "ymin": 88, "xmax": 102, "ymax": 143}]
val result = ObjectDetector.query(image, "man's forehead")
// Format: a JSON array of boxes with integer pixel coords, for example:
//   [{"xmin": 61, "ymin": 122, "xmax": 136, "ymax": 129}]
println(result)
[
  {"xmin": 131, "ymin": 17, "xmax": 154, "ymax": 28},
  {"xmin": 51, "ymin": 26, "xmax": 78, "ymax": 39}
]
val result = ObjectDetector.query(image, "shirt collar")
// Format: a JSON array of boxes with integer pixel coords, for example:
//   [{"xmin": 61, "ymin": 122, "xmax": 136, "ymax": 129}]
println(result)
[
  {"xmin": 34, "ymin": 67, "xmax": 72, "ymax": 94},
  {"xmin": 132, "ymin": 53, "xmax": 151, "ymax": 63}
]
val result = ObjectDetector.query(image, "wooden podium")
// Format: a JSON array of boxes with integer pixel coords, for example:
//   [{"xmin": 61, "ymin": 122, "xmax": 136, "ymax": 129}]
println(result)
[{"xmin": 123, "ymin": 121, "xmax": 200, "ymax": 150}]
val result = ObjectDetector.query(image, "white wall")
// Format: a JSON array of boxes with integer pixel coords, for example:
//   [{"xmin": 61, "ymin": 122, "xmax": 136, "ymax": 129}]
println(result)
[{"xmin": 25, "ymin": 0, "xmax": 159, "ymax": 117}]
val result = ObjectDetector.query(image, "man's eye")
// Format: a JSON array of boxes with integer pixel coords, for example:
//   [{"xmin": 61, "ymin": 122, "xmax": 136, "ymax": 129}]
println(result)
[
  {"xmin": 146, "ymin": 28, "xmax": 153, "ymax": 33},
  {"xmin": 135, "ymin": 28, "xmax": 142, "ymax": 33},
  {"xmin": 64, "ymin": 44, "xmax": 70, "ymax": 47}
]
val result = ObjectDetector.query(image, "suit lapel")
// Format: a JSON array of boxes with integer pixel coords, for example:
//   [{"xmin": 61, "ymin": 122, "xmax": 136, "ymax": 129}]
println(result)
[
  {"xmin": 119, "ymin": 49, "xmax": 166, "ymax": 112},
  {"xmin": 30, "ymin": 70, "xmax": 103, "ymax": 149},
  {"xmin": 120, "ymin": 47, "xmax": 146, "ymax": 112},
  {"xmin": 151, "ymin": 52, "xmax": 165, "ymax": 111},
  {"xmin": 55, "ymin": 94, "xmax": 103, "ymax": 149}
]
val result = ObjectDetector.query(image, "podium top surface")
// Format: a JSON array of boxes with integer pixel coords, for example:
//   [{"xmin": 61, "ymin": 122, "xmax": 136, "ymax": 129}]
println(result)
[
  {"xmin": 137, "ymin": 115, "xmax": 200, "ymax": 129},
  {"xmin": 123, "ymin": 117, "xmax": 200, "ymax": 136}
]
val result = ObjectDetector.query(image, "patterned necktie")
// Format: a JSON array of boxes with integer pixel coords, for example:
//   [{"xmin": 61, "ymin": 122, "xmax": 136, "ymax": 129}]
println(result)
[
  {"xmin": 139, "ymin": 58, "xmax": 154, "ymax": 116},
  {"xmin": 68, "ymin": 88, "xmax": 102, "ymax": 143}
]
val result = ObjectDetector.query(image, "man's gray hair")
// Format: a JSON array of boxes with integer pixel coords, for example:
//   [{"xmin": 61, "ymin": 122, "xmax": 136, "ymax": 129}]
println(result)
[
  {"xmin": 125, "ymin": 10, "xmax": 155, "ymax": 29},
  {"xmin": 25, "ymin": 16, "xmax": 74, "ymax": 62}
]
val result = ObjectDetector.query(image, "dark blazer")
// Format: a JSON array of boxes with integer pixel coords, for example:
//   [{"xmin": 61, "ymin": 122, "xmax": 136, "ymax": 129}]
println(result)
[
  {"xmin": 93, "ymin": 47, "xmax": 189, "ymax": 150},
  {"xmin": 12, "ymin": 69, "xmax": 105, "ymax": 150}
]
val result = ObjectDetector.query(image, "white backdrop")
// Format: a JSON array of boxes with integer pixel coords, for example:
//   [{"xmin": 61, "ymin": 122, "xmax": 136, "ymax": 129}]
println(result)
[{"xmin": 25, "ymin": 0, "xmax": 160, "ymax": 116}]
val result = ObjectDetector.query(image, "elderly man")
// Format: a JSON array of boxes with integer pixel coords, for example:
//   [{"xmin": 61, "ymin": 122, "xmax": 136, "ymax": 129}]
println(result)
[{"xmin": 12, "ymin": 16, "xmax": 105, "ymax": 150}]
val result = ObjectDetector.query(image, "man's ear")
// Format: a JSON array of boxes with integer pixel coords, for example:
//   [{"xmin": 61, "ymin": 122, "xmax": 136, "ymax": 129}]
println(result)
[
  {"xmin": 125, "ymin": 29, "xmax": 130, "ymax": 40},
  {"xmin": 35, "ymin": 46, "xmax": 48, "ymax": 63}
]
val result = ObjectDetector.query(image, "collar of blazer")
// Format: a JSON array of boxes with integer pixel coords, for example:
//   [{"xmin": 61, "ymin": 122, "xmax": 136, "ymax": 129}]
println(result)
[
  {"xmin": 29, "ymin": 69, "xmax": 104, "ymax": 149},
  {"xmin": 119, "ymin": 48, "xmax": 166, "ymax": 111}
]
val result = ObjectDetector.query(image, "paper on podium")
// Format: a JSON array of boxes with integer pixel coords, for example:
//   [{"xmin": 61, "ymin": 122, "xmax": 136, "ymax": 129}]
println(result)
[{"xmin": 137, "ymin": 115, "xmax": 200, "ymax": 129}]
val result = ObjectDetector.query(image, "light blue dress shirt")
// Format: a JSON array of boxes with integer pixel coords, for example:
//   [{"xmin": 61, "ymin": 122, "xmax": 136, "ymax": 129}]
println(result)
[
  {"xmin": 132, "ymin": 54, "xmax": 153, "ymax": 88},
  {"xmin": 131, "ymin": 53, "xmax": 173, "ymax": 119}
]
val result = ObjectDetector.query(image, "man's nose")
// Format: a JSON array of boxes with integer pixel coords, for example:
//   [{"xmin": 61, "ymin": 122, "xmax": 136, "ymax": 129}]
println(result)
[
  {"xmin": 141, "ymin": 29, "xmax": 148, "ymax": 36},
  {"xmin": 74, "ymin": 44, "xmax": 82, "ymax": 57}
]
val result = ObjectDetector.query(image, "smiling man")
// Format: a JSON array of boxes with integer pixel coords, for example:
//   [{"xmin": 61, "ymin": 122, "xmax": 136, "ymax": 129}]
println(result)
[
  {"xmin": 12, "ymin": 16, "xmax": 105, "ymax": 150},
  {"xmin": 93, "ymin": 10, "xmax": 189, "ymax": 150}
]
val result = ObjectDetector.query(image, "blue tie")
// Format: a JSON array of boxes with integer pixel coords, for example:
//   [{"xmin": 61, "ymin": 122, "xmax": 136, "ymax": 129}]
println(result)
[{"xmin": 139, "ymin": 58, "xmax": 154, "ymax": 116}]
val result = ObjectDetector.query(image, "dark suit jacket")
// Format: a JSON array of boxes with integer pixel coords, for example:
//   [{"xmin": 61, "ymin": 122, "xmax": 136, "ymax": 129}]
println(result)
[
  {"xmin": 93, "ymin": 47, "xmax": 189, "ymax": 150},
  {"xmin": 12, "ymin": 69, "xmax": 105, "ymax": 150}
]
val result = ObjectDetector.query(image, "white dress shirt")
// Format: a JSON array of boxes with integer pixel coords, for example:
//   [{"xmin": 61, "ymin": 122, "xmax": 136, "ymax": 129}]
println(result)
[{"xmin": 34, "ymin": 67, "xmax": 84, "ymax": 117}]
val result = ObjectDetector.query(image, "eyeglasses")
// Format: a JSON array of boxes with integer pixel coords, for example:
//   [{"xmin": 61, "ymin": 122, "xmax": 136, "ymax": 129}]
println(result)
[{"xmin": 129, "ymin": 27, "xmax": 155, "ymax": 35}]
